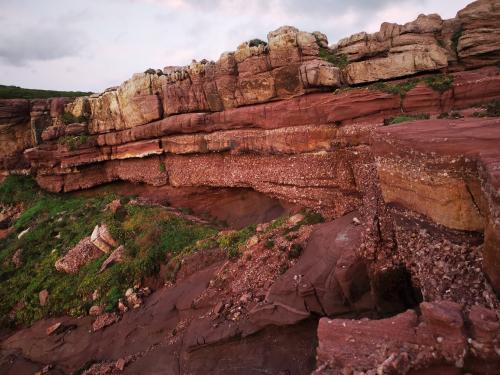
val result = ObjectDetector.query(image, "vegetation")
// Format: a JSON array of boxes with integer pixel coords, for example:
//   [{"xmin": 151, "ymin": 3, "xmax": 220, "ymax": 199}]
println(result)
[
  {"xmin": 61, "ymin": 112, "xmax": 88, "ymax": 125},
  {"xmin": 370, "ymin": 80, "xmax": 418, "ymax": 98},
  {"xmin": 217, "ymin": 225, "xmax": 256, "ymax": 258},
  {"xmin": 424, "ymin": 74, "xmax": 454, "ymax": 92},
  {"xmin": 319, "ymin": 47, "xmax": 349, "ymax": 68},
  {"xmin": 451, "ymin": 26, "xmax": 463, "ymax": 55},
  {"xmin": 248, "ymin": 39, "xmax": 267, "ymax": 48},
  {"xmin": 0, "ymin": 85, "xmax": 92, "ymax": 100},
  {"xmin": 0, "ymin": 176, "xmax": 218, "ymax": 327},
  {"xmin": 57, "ymin": 135, "xmax": 90, "ymax": 151},
  {"xmin": 383, "ymin": 113, "xmax": 430, "ymax": 126},
  {"xmin": 283, "ymin": 210, "xmax": 324, "ymax": 234},
  {"xmin": 473, "ymin": 100, "xmax": 500, "ymax": 117}
]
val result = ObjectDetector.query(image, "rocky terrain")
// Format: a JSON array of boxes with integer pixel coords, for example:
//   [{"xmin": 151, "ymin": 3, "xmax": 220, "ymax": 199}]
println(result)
[{"xmin": 0, "ymin": 0, "xmax": 500, "ymax": 374}]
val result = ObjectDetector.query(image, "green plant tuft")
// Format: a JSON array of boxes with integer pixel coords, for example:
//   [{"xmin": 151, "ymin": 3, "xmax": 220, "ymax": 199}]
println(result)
[
  {"xmin": 424, "ymin": 74, "xmax": 454, "ymax": 92},
  {"xmin": 370, "ymin": 80, "xmax": 418, "ymax": 98},
  {"xmin": 248, "ymin": 39, "xmax": 267, "ymax": 48},
  {"xmin": 383, "ymin": 113, "xmax": 430, "ymax": 126},
  {"xmin": 58, "ymin": 135, "xmax": 90, "ymax": 151},
  {"xmin": 319, "ymin": 47, "xmax": 348, "ymax": 68}
]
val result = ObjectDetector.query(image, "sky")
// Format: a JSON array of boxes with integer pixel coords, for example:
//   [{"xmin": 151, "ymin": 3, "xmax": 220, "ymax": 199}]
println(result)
[{"xmin": 0, "ymin": 0, "xmax": 472, "ymax": 92}]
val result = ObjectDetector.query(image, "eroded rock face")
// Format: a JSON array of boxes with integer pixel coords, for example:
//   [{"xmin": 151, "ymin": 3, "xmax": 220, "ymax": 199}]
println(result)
[{"xmin": 315, "ymin": 301, "xmax": 500, "ymax": 374}]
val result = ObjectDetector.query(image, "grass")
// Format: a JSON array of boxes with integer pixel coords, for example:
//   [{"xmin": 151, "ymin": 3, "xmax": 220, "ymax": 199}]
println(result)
[
  {"xmin": 370, "ymin": 80, "xmax": 418, "ymax": 98},
  {"xmin": 0, "ymin": 85, "xmax": 92, "ymax": 100},
  {"xmin": 383, "ymin": 113, "xmax": 430, "ymax": 126},
  {"xmin": 473, "ymin": 100, "xmax": 500, "ymax": 117},
  {"xmin": 319, "ymin": 47, "xmax": 348, "ymax": 68},
  {"xmin": 57, "ymin": 135, "xmax": 89, "ymax": 151},
  {"xmin": 0, "ymin": 176, "xmax": 218, "ymax": 327},
  {"xmin": 424, "ymin": 74, "xmax": 454, "ymax": 92},
  {"xmin": 217, "ymin": 225, "xmax": 256, "ymax": 258}
]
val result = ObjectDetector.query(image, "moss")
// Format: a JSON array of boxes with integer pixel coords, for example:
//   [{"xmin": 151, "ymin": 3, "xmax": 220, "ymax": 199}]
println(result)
[
  {"xmin": 370, "ymin": 80, "xmax": 418, "ymax": 98},
  {"xmin": 384, "ymin": 113, "xmax": 430, "ymax": 125},
  {"xmin": 58, "ymin": 135, "xmax": 89, "ymax": 151},
  {"xmin": 159, "ymin": 162, "xmax": 166, "ymax": 173},
  {"xmin": 424, "ymin": 74, "xmax": 454, "ymax": 92},
  {"xmin": 319, "ymin": 47, "xmax": 348, "ymax": 68}
]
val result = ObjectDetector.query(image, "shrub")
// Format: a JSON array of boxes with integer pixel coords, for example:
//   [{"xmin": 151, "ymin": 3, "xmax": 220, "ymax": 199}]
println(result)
[
  {"xmin": 370, "ymin": 80, "xmax": 418, "ymax": 98},
  {"xmin": 319, "ymin": 47, "xmax": 348, "ymax": 68},
  {"xmin": 248, "ymin": 38, "xmax": 267, "ymax": 48},
  {"xmin": 451, "ymin": 26, "xmax": 463, "ymax": 55},
  {"xmin": 61, "ymin": 112, "xmax": 88, "ymax": 125},
  {"xmin": 58, "ymin": 135, "xmax": 89, "ymax": 151},
  {"xmin": 288, "ymin": 244, "xmax": 303, "ymax": 259},
  {"xmin": 485, "ymin": 100, "xmax": 500, "ymax": 116},
  {"xmin": 424, "ymin": 74, "xmax": 454, "ymax": 92},
  {"xmin": 384, "ymin": 113, "xmax": 430, "ymax": 125}
]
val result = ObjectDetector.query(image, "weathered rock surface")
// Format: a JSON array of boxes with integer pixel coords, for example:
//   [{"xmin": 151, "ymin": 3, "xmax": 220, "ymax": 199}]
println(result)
[
  {"xmin": 54, "ymin": 237, "xmax": 103, "ymax": 274},
  {"xmin": 316, "ymin": 301, "xmax": 500, "ymax": 374}
]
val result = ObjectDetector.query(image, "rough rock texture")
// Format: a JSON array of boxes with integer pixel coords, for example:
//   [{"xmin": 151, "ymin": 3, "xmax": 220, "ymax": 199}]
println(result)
[
  {"xmin": 372, "ymin": 117, "xmax": 500, "ymax": 296},
  {"xmin": 54, "ymin": 237, "xmax": 103, "ymax": 274},
  {"xmin": 316, "ymin": 301, "xmax": 500, "ymax": 374},
  {"xmin": 1, "ymin": 1, "xmax": 500, "ymax": 373}
]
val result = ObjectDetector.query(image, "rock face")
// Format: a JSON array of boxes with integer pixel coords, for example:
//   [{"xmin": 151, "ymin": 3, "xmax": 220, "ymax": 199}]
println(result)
[
  {"xmin": 316, "ymin": 301, "xmax": 500, "ymax": 374},
  {"xmin": 1, "ymin": 1, "xmax": 500, "ymax": 374}
]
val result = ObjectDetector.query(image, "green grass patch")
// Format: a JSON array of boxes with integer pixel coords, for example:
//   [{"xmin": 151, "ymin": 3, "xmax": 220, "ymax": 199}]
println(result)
[
  {"xmin": 0, "ymin": 176, "xmax": 218, "ymax": 327},
  {"xmin": 217, "ymin": 225, "xmax": 256, "ymax": 258},
  {"xmin": 0, "ymin": 85, "xmax": 92, "ymax": 100}
]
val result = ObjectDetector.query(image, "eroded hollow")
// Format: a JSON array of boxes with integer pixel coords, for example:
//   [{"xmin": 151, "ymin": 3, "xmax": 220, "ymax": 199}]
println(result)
[
  {"xmin": 72, "ymin": 182, "xmax": 300, "ymax": 229},
  {"xmin": 373, "ymin": 266, "xmax": 423, "ymax": 315}
]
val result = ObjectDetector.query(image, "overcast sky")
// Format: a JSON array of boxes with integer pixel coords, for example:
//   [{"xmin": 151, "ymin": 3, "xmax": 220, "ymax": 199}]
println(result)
[{"xmin": 0, "ymin": 0, "xmax": 472, "ymax": 92}]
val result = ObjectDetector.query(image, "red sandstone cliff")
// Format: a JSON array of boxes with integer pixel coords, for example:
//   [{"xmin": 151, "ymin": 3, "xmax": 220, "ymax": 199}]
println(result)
[{"xmin": 1, "ymin": 1, "xmax": 500, "ymax": 374}]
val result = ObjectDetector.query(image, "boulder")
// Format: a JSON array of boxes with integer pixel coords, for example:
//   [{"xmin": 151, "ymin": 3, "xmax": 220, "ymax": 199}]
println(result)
[
  {"xmin": 90, "ymin": 224, "xmax": 118, "ymax": 254},
  {"xmin": 38, "ymin": 289, "xmax": 49, "ymax": 306},
  {"xmin": 55, "ymin": 237, "xmax": 103, "ymax": 274},
  {"xmin": 100, "ymin": 245, "xmax": 126, "ymax": 272}
]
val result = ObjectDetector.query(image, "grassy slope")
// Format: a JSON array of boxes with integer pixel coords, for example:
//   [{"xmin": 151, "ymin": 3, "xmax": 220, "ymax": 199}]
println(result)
[
  {"xmin": 0, "ymin": 85, "xmax": 92, "ymax": 99},
  {"xmin": 0, "ymin": 176, "xmax": 220, "ymax": 327}
]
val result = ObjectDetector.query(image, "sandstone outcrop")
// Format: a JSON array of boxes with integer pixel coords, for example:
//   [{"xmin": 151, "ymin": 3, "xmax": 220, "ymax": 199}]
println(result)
[
  {"xmin": 316, "ymin": 301, "xmax": 500, "ymax": 374},
  {"xmin": 1, "ymin": 1, "xmax": 500, "ymax": 374}
]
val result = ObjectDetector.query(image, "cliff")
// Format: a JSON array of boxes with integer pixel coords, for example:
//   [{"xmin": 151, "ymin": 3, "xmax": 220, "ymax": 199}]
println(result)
[{"xmin": 0, "ymin": 0, "xmax": 500, "ymax": 374}]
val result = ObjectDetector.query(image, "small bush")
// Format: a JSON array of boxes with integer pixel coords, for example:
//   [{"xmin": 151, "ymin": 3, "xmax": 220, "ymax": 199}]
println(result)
[
  {"xmin": 370, "ymin": 80, "xmax": 418, "ymax": 98},
  {"xmin": 288, "ymin": 244, "xmax": 303, "ymax": 259},
  {"xmin": 264, "ymin": 239, "xmax": 275, "ymax": 249},
  {"xmin": 319, "ymin": 47, "xmax": 348, "ymax": 68},
  {"xmin": 61, "ymin": 112, "xmax": 88, "ymax": 125},
  {"xmin": 424, "ymin": 74, "xmax": 454, "ymax": 92},
  {"xmin": 248, "ymin": 38, "xmax": 267, "ymax": 48},
  {"xmin": 58, "ymin": 135, "xmax": 89, "ymax": 151},
  {"xmin": 485, "ymin": 100, "xmax": 500, "ymax": 116},
  {"xmin": 451, "ymin": 26, "xmax": 463, "ymax": 54},
  {"xmin": 384, "ymin": 113, "xmax": 430, "ymax": 125}
]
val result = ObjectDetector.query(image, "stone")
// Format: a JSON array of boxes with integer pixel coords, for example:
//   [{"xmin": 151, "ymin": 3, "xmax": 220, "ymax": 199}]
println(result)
[
  {"xmin": 90, "ymin": 224, "xmax": 118, "ymax": 254},
  {"xmin": 92, "ymin": 312, "xmax": 120, "ymax": 332},
  {"xmin": 46, "ymin": 322, "xmax": 62, "ymax": 336},
  {"xmin": 55, "ymin": 237, "xmax": 103, "ymax": 273},
  {"xmin": 100, "ymin": 245, "xmax": 126, "ymax": 272},
  {"xmin": 11, "ymin": 248, "xmax": 22, "ymax": 268},
  {"xmin": 39, "ymin": 289, "xmax": 49, "ymax": 306},
  {"xmin": 17, "ymin": 228, "xmax": 30, "ymax": 239},
  {"xmin": 287, "ymin": 214, "xmax": 304, "ymax": 226},
  {"xmin": 89, "ymin": 305, "xmax": 103, "ymax": 316}
]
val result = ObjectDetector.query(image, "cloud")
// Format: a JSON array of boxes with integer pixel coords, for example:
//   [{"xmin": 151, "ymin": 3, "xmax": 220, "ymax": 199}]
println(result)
[{"xmin": 0, "ymin": 26, "xmax": 86, "ymax": 65}]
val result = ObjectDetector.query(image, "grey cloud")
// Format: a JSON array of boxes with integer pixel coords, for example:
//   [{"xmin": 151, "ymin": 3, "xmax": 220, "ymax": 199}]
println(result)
[{"xmin": 0, "ymin": 27, "xmax": 86, "ymax": 65}]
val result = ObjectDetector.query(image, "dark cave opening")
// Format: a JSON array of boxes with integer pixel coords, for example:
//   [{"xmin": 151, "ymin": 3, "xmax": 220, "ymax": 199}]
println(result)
[{"xmin": 373, "ymin": 266, "xmax": 424, "ymax": 316}]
